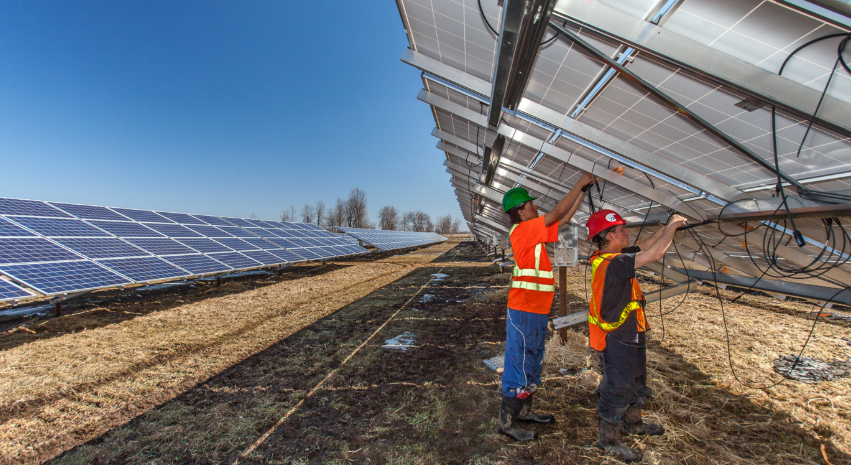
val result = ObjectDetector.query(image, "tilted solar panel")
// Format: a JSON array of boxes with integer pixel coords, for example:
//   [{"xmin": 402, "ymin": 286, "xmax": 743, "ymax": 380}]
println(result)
[
  {"xmin": 0, "ymin": 279, "xmax": 35, "ymax": 301},
  {"xmin": 89, "ymin": 221, "xmax": 163, "ymax": 238},
  {"xmin": 0, "ymin": 198, "xmax": 72, "ymax": 218},
  {"xmin": 0, "ymin": 261, "xmax": 130, "ymax": 294},
  {"xmin": 0, "ymin": 218, "xmax": 35, "ymax": 237},
  {"xmin": 124, "ymin": 238, "xmax": 198, "ymax": 256},
  {"xmin": 208, "ymin": 252, "xmax": 261, "ymax": 270},
  {"xmin": 49, "ymin": 203, "xmax": 130, "ymax": 221},
  {"xmin": 110, "ymin": 208, "xmax": 174, "ymax": 223},
  {"xmin": 54, "ymin": 238, "xmax": 150, "ymax": 259},
  {"xmin": 0, "ymin": 238, "xmax": 83, "ymax": 264},
  {"xmin": 157, "ymin": 211, "xmax": 207, "ymax": 225},
  {"xmin": 175, "ymin": 238, "xmax": 232, "ymax": 253},
  {"xmin": 190, "ymin": 215, "xmax": 232, "ymax": 226},
  {"xmin": 242, "ymin": 250, "xmax": 284, "ymax": 266},
  {"xmin": 214, "ymin": 238, "xmax": 257, "ymax": 251},
  {"xmin": 163, "ymin": 254, "xmax": 230, "ymax": 274},
  {"xmin": 9, "ymin": 217, "xmax": 110, "ymax": 237},
  {"xmin": 144, "ymin": 223, "xmax": 203, "ymax": 238},
  {"xmin": 97, "ymin": 257, "xmax": 189, "ymax": 282}
]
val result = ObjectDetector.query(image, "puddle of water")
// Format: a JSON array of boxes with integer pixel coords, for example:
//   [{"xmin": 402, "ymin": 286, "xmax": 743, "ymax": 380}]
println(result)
[
  {"xmin": 431, "ymin": 273, "xmax": 449, "ymax": 282},
  {"xmin": 383, "ymin": 331, "xmax": 417, "ymax": 351},
  {"xmin": 419, "ymin": 294, "xmax": 434, "ymax": 303}
]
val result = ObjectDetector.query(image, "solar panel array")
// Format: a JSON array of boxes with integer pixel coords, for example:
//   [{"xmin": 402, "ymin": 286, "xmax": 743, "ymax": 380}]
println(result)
[
  {"xmin": 336, "ymin": 227, "xmax": 446, "ymax": 250},
  {"xmin": 0, "ymin": 198, "xmax": 368, "ymax": 302},
  {"xmin": 397, "ymin": 0, "xmax": 851, "ymax": 297}
]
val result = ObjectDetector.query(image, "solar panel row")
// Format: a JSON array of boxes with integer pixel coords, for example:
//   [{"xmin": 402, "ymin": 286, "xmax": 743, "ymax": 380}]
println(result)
[
  {"xmin": 0, "ymin": 198, "xmax": 369, "ymax": 301},
  {"xmin": 335, "ymin": 227, "xmax": 446, "ymax": 251}
]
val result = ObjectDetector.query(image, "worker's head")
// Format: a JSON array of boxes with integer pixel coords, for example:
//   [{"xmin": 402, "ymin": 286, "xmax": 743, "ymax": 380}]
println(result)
[
  {"xmin": 502, "ymin": 187, "xmax": 538, "ymax": 224},
  {"xmin": 586, "ymin": 210, "xmax": 628, "ymax": 251}
]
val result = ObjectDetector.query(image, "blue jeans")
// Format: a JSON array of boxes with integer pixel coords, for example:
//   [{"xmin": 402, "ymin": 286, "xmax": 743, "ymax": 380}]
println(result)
[{"xmin": 501, "ymin": 308, "xmax": 549, "ymax": 397}]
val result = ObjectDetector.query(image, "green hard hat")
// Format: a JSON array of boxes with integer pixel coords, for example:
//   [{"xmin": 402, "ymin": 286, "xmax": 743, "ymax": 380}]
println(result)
[{"xmin": 502, "ymin": 187, "xmax": 537, "ymax": 212}]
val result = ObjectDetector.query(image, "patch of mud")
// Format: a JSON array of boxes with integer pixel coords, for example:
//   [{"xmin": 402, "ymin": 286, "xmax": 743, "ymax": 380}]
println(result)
[{"xmin": 774, "ymin": 355, "xmax": 851, "ymax": 383}]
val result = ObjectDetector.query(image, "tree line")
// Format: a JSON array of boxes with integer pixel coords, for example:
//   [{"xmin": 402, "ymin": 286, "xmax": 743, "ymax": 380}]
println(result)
[{"xmin": 279, "ymin": 187, "xmax": 463, "ymax": 234}]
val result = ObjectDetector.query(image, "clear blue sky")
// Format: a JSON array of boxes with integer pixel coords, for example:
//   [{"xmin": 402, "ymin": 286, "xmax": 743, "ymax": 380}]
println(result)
[{"xmin": 0, "ymin": 1, "xmax": 464, "ymax": 227}]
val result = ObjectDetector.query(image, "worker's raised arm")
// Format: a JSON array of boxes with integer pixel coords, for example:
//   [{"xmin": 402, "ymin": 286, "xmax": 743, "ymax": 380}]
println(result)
[
  {"xmin": 636, "ymin": 223, "xmax": 666, "ymax": 249},
  {"xmin": 634, "ymin": 214, "xmax": 686, "ymax": 269},
  {"xmin": 559, "ymin": 192, "xmax": 583, "ymax": 227},
  {"xmin": 544, "ymin": 172, "xmax": 596, "ymax": 227}
]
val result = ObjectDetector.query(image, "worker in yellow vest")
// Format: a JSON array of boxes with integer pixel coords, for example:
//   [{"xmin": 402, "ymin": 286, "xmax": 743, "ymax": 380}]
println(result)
[
  {"xmin": 496, "ymin": 172, "xmax": 596, "ymax": 441},
  {"xmin": 585, "ymin": 209, "xmax": 686, "ymax": 461}
]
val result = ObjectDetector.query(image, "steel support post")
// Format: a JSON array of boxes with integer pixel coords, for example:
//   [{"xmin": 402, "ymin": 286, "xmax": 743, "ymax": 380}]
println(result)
[{"xmin": 559, "ymin": 266, "xmax": 567, "ymax": 342}]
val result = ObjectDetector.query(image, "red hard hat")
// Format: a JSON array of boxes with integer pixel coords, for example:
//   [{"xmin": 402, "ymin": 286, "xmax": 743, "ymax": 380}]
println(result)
[{"xmin": 586, "ymin": 210, "xmax": 626, "ymax": 240}]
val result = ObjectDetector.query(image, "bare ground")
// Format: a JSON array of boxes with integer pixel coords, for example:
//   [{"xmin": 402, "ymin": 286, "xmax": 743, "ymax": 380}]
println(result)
[{"xmin": 2, "ymin": 240, "xmax": 849, "ymax": 464}]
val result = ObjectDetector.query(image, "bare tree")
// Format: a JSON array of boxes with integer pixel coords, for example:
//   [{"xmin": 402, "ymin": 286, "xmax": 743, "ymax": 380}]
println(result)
[
  {"xmin": 434, "ymin": 214, "xmax": 453, "ymax": 234},
  {"xmin": 301, "ymin": 204, "xmax": 315, "ymax": 224},
  {"xmin": 314, "ymin": 200, "xmax": 325, "ymax": 226},
  {"xmin": 249, "ymin": 213, "xmax": 258, "ymax": 219},
  {"xmin": 278, "ymin": 205, "xmax": 297, "ymax": 223},
  {"xmin": 324, "ymin": 198, "xmax": 347, "ymax": 230},
  {"xmin": 377, "ymin": 206, "xmax": 400, "ymax": 230},
  {"xmin": 345, "ymin": 188, "xmax": 369, "ymax": 228},
  {"xmin": 450, "ymin": 217, "xmax": 461, "ymax": 234},
  {"xmin": 409, "ymin": 210, "xmax": 432, "ymax": 232},
  {"xmin": 401, "ymin": 211, "xmax": 415, "ymax": 231}
]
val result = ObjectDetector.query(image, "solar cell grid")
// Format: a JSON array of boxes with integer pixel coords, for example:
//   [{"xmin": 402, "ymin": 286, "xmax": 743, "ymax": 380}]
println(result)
[
  {"xmin": 176, "ymin": 238, "xmax": 233, "ymax": 253},
  {"xmin": 208, "ymin": 252, "xmax": 261, "ymax": 270},
  {"xmin": 294, "ymin": 248, "xmax": 321, "ymax": 260},
  {"xmin": 125, "ymin": 238, "xmax": 197, "ymax": 256},
  {"xmin": 0, "ymin": 238, "xmax": 83, "ymax": 265},
  {"xmin": 49, "ymin": 203, "xmax": 130, "ymax": 221},
  {"xmin": 89, "ymin": 221, "xmax": 164, "ymax": 238},
  {"xmin": 9, "ymin": 217, "xmax": 110, "ymax": 237},
  {"xmin": 0, "ymin": 198, "xmax": 72, "ymax": 218},
  {"xmin": 98, "ymin": 257, "xmax": 189, "ymax": 282},
  {"xmin": 243, "ymin": 238, "xmax": 278, "ymax": 250},
  {"xmin": 185, "ymin": 225, "xmax": 231, "ymax": 237},
  {"xmin": 110, "ymin": 208, "xmax": 174, "ymax": 223},
  {"xmin": 54, "ymin": 238, "xmax": 150, "ymax": 259},
  {"xmin": 218, "ymin": 226, "xmax": 255, "ymax": 238},
  {"xmin": 190, "ymin": 215, "xmax": 232, "ymax": 226},
  {"xmin": 242, "ymin": 250, "xmax": 284, "ymax": 266},
  {"xmin": 0, "ymin": 279, "xmax": 35, "ymax": 301},
  {"xmin": 157, "ymin": 211, "xmax": 207, "ymax": 225},
  {"xmin": 0, "ymin": 261, "xmax": 130, "ymax": 294},
  {"xmin": 214, "ymin": 238, "xmax": 257, "ymax": 251},
  {"xmin": 245, "ymin": 227, "xmax": 276, "ymax": 238},
  {"xmin": 267, "ymin": 249, "xmax": 304, "ymax": 262},
  {"xmin": 163, "ymin": 254, "xmax": 230, "ymax": 275},
  {"xmin": 222, "ymin": 217, "xmax": 254, "ymax": 227},
  {"xmin": 143, "ymin": 223, "xmax": 202, "ymax": 238},
  {"xmin": 0, "ymin": 218, "xmax": 35, "ymax": 237}
]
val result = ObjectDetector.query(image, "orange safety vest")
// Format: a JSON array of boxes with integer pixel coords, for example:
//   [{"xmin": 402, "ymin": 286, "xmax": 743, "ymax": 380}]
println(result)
[
  {"xmin": 507, "ymin": 219, "xmax": 557, "ymax": 314},
  {"xmin": 588, "ymin": 251, "xmax": 648, "ymax": 351}
]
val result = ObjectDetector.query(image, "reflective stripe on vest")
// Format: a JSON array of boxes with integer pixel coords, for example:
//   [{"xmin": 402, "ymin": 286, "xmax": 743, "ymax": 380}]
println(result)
[
  {"xmin": 509, "ymin": 224, "xmax": 555, "ymax": 293},
  {"xmin": 588, "ymin": 252, "xmax": 645, "ymax": 333}
]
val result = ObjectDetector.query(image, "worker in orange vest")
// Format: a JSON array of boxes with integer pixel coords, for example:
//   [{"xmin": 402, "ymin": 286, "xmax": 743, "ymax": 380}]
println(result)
[
  {"xmin": 585, "ymin": 209, "xmax": 686, "ymax": 462},
  {"xmin": 496, "ymin": 172, "xmax": 596, "ymax": 441}
]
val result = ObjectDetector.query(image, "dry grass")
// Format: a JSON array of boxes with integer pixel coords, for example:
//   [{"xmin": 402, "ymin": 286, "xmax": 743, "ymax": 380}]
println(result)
[{"xmin": 0, "ymin": 242, "xmax": 458, "ymax": 465}]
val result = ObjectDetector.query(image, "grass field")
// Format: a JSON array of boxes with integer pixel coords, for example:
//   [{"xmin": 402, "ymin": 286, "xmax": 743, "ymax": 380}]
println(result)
[{"xmin": 1, "ymin": 240, "xmax": 848, "ymax": 464}]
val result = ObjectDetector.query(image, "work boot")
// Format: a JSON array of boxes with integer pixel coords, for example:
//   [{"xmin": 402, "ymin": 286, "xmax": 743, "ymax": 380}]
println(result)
[
  {"xmin": 596, "ymin": 417, "xmax": 642, "ymax": 462},
  {"xmin": 497, "ymin": 396, "xmax": 536, "ymax": 441},
  {"xmin": 516, "ymin": 393, "xmax": 555, "ymax": 424},
  {"xmin": 622, "ymin": 405, "xmax": 664, "ymax": 436}
]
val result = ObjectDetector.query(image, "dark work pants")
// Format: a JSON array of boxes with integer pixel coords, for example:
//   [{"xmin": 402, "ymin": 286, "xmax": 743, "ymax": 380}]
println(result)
[{"xmin": 596, "ymin": 332, "xmax": 653, "ymax": 421}]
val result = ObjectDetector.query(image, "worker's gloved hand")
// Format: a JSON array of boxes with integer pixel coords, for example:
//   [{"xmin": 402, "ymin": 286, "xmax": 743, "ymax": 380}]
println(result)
[{"xmin": 578, "ymin": 172, "xmax": 597, "ymax": 190}]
